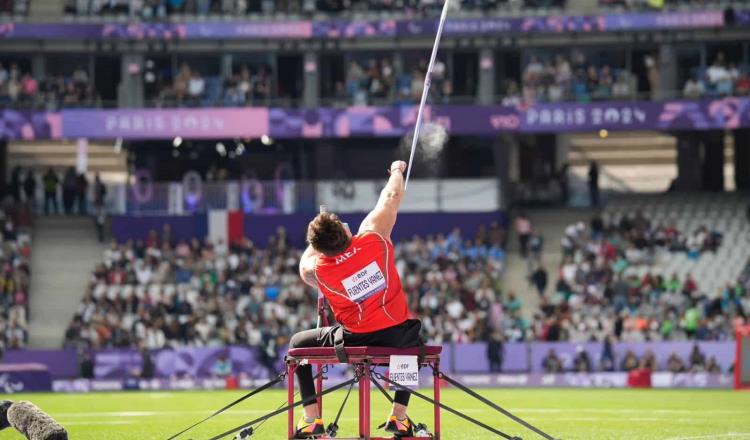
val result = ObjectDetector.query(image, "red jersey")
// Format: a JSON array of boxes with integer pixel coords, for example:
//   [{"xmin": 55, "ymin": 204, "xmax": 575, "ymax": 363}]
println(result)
[{"xmin": 314, "ymin": 231, "xmax": 410, "ymax": 333}]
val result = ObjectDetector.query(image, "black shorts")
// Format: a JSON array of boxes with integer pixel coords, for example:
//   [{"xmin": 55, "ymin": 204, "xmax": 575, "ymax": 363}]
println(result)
[{"xmin": 289, "ymin": 319, "xmax": 422, "ymax": 350}]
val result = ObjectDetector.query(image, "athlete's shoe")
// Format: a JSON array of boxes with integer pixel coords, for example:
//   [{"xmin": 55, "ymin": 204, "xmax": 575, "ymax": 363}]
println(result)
[
  {"xmin": 384, "ymin": 415, "xmax": 413, "ymax": 438},
  {"xmin": 294, "ymin": 417, "xmax": 325, "ymax": 439}
]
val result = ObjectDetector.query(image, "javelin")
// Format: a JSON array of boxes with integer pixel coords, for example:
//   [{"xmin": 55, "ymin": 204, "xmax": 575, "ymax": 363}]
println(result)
[{"xmin": 404, "ymin": 0, "xmax": 451, "ymax": 190}]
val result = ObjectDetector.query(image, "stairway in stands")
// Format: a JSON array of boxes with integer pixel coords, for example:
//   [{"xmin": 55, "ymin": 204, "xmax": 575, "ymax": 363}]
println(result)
[
  {"xmin": 504, "ymin": 207, "xmax": 596, "ymax": 319},
  {"xmin": 28, "ymin": 217, "xmax": 105, "ymax": 348},
  {"xmin": 8, "ymin": 141, "xmax": 128, "ymax": 183}
]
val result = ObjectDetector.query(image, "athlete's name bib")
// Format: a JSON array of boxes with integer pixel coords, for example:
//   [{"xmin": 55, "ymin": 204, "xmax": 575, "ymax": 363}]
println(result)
[{"xmin": 341, "ymin": 261, "xmax": 386, "ymax": 303}]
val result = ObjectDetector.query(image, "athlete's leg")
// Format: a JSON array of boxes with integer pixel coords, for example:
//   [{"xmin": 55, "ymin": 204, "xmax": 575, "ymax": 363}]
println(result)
[
  {"xmin": 392, "ymin": 392, "xmax": 410, "ymax": 418},
  {"xmin": 288, "ymin": 327, "xmax": 336, "ymax": 420}
]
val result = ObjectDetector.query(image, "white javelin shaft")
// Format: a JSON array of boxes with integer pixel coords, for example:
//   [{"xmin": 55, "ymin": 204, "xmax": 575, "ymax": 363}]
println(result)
[{"xmin": 404, "ymin": 0, "xmax": 451, "ymax": 190}]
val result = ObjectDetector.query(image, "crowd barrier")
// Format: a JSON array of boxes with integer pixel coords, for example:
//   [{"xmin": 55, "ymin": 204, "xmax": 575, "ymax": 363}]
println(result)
[{"xmin": 0, "ymin": 341, "xmax": 734, "ymax": 393}]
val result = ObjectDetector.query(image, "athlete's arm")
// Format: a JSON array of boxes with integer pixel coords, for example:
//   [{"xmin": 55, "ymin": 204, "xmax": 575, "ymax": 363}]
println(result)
[
  {"xmin": 299, "ymin": 245, "xmax": 319, "ymax": 287},
  {"xmin": 358, "ymin": 160, "xmax": 407, "ymax": 240}
]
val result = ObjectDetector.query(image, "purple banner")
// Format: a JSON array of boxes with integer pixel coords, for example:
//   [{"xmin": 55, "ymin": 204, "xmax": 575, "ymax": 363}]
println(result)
[
  {"xmin": 312, "ymin": 20, "xmax": 396, "ymax": 38},
  {"xmin": 3, "ymin": 349, "xmax": 79, "ymax": 379},
  {"xmin": 6, "ymin": 341, "xmax": 735, "ymax": 385},
  {"xmin": 62, "ymin": 108, "xmax": 269, "ymax": 139},
  {"xmin": 0, "ymin": 11, "xmax": 741, "ymax": 40},
  {"xmin": 3, "ymin": 98, "xmax": 749, "ymax": 141},
  {"xmin": 94, "ymin": 346, "xmax": 276, "ymax": 380},
  {"xmin": 0, "ymin": 110, "xmax": 62, "ymax": 140},
  {"xmin": 0, "ymin": 363, "xmax": 52, "ymax": 392},
  {"xmin": 452, "ymin": 343, "xmax": 527, "ymax": 373}
]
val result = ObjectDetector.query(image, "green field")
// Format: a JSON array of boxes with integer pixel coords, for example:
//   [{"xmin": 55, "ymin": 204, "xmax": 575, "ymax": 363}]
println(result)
[{"xmin": 4, "ymin": 388, "xmax": 750, "ymax": 440}]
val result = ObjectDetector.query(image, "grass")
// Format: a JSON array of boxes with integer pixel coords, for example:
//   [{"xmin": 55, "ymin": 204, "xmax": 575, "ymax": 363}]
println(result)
[{"xmin": 4, "ymin": 388, "xmax": 750, "ymax": 440}]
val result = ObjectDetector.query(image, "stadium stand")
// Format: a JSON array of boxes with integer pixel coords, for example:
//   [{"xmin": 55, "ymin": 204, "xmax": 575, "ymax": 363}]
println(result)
[
  {"xmin": 0, "ymin": 201, "xmax": 32, "ymax": 351},
  {"xmin": 682, "ymin": 52, "xmax": 750, "ymax": 99},
  {"xmin": 519, "ymin": 193, "xmax": 749, "ymax": 346},
  {"xmin": 63, "ymin": 0, "xmax": 566, "ymax": 19},
  {"xmin": 62, "ymin": 224, "xmax": 509, "ymax": 349},
  {"xmin": 520, "ymin": 52, "xmax": 637, "ymax": 103}
]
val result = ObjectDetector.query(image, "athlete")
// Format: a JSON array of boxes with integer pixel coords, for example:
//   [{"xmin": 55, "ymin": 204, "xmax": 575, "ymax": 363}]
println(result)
[{"xmin": 290, "ymin": 160, "xmax": 421, "ymax": 438}]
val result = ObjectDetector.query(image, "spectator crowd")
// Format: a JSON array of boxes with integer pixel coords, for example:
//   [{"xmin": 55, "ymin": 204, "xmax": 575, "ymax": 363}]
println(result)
[
  {"xmin": 515, "ymin": 52, "xmax": 636, "ymax": 104},
  {"xmin": 7, "ymin": 166, "xmax": 106, "ymax": 217},
  {"xmin": 334, "ymin": 57, "xmax": 452, "ymax": 106},
  {"xmin": 62, "ymin": 223, "xmax": 509, "ymax": 351},
  {"xmin": 541, "ymin": 342, "xmax": 724, "ymax": 374},
  {"xmin": 517, "ymin": 210, "xmax": 746, "ymax": 355},
  {"xmin": 66, "ymin": 0, "xmax": 565, "ymax": 19},
  {"xmin": 0, "ymin": 202, "xmax": 32, "ymax": 352},
  {"xmin": 683, "ymin": 52, "xmax": 750, "ymax": 99},
  {"xmin": 0, "ymin": 62, "xmax": 96, "ymax": 109},
  {"xmin": 62, "ymin": 208, "xmax": 748, "ymax": 361}
]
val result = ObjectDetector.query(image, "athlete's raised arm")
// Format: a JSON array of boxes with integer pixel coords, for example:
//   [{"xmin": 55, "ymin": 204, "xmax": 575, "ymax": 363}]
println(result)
[
  {"xmin": 298, "ymin": 244, "xmax": 319, "ymax": 287},
  {"xmin": 358, "ymin": 160, "xmax": 407, "ymax": 240}
]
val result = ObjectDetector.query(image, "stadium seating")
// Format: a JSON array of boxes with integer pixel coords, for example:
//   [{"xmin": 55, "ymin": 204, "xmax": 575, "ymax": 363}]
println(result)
[
  {"xmin": 606, "ymin": 193, "xmax": 750, "ymax": 295},
  {"xmin": 63, "ymin": 224, "xmax": 508, "ymax": 349},
  {"xmin": 0, "ymin": 202, "xmax": 33, "ymax": 351},
  {"xmin": 528, "ymin": 192, "xmax": 749, "ymax": 345}
]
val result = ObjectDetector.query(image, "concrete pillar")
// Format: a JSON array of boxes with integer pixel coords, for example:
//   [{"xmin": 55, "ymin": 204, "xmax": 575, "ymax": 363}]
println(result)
[
  {"xmin": 0, "ymin": 140, "xmax": 6, "ymax": 196},
  {"xmin": 31, "ymin": 55, "xmax": 45, "ymax": 81},
  {"xmin": 478, "ymin": 48, "xmax": 495, "ymax": 105},
  {"xmin": 393, "ymin": 52, "xmax": 405, "ymax": 80},
  {"xmin": 220, "ymin": 54, "xmax": 233, "ymax": 79},
  {"xmin": 303, "ymin": 52, "xmax": 319, "ymax": 108},
  {"xmin": 119, "ymin": 53, "xmax": 145, "ymax": 108},
  {"xmin": 675, "ymin": 133, "xmax": 702, "ymax": 191},
  {"xmin": 658, "ymin": 44, "xmax": 678, "ymax": 100},
  {"xmin": 734, "ymin": 129, "xmax": 750, "ymax": 190},
  {"xmin": 701, "ymin": 131, "xmax": 725, "ymax": 192},
  {"xmin": 492, "ymin": 135, "xmax": 515, "ymax": 209},
  {"xmin": 76, "ymin": 138, "xmax": 88, "ymax": 174}
]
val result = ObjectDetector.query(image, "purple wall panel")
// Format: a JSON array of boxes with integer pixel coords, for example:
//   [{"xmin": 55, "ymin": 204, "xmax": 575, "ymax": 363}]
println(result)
[{"xmin": 3, "ymin": 349, "xmax": 79, "ymax": 379}]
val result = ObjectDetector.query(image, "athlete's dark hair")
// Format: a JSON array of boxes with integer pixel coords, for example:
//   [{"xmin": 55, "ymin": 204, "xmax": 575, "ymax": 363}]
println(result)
[{"xmin": 306, "ymin": 212, "xmax": 351, "ymax": 256}]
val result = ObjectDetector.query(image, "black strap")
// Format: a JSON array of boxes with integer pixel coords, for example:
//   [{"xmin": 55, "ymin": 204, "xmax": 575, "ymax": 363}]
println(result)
[
  {"xmin": 333, "ymin": 326, "xmax": 349, "ymax": 363},
  {"xmin": 440, "ymin": 372, "xmax": 557, "ymax": 440},
  {"xmin": 371, "ymin": 371, "xmax": 518, "ymax": 440},
  {"xmin": 417, "ymin": 337, "xmax": 426, "ymax": 365},
  {"xmin": 326, "ymin": 378, "xmax": 356, "ymax": 437},
  {"xmin": 165, "ymin": 373, "xmax": 284, "ymax": 440},
  {"xmin": 206, "ymin": 376, "xmax": 358, "ymax": 440}
]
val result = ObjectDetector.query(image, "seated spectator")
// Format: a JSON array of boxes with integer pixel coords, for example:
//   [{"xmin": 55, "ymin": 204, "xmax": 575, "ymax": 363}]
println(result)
[
  {"xmin": 666, "ymin": 352, "xmax": 686, "ymax": 373},
  {"xmin": 612, "ymin": 72, "xmax": 632, "ymax": 99},
  {"xmin": 620, "ymin": 350, "xmax": 639, "ymax": 371},
  {"xmin": 188, "ymin": 71, "xmax": 205, "ymax": 105},
  {"xmin": 600, "ymin": 336, "xmax": 615, "ymax": 371},
  {"xmin": 640, "ymin": 349, "xmax": 656, "ymax": 370},
  {"xmin": 572, "ymin": 346, "xmax": 592, "ymax": 372},
  {"xmin": 706, "ymin": 54, "xmax": 732, "ymax": 96},
  {"xmin": 705, "ymin": 356, "xmax": 721, "ymax": 373},
  {"xmin": 736, "ymin": 72, "xmax": 750, "ymax": 95},
  {"xmin": 689, "ymin": 344, "xmax": 706, "ymax": 371},
  {"xmin": 543, "ymin": 348, "xmax": 564, "ymax": 373},
  {"xmin": 683, "ymin": 76, "xmax": 705, "ymax": 99},
  {"xmin": 212, "ymin": 354, "xmax": 233, "ymax": 378}
]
